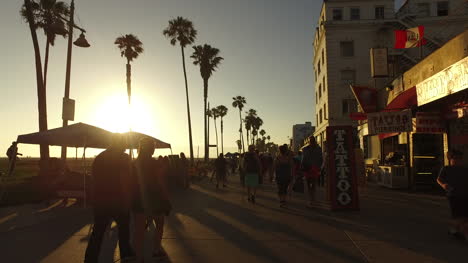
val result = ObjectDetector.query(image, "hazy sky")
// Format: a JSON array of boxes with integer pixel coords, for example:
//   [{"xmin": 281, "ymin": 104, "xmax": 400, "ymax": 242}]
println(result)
[{"xmin": 1, "ymin": 0, "xmax": 321, "ymax": 158}]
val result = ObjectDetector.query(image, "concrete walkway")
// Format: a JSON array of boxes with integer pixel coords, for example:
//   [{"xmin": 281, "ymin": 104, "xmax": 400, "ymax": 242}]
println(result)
[{"xmin": 0, "ymin": 174, "xmax": 466, "ymax": 263}]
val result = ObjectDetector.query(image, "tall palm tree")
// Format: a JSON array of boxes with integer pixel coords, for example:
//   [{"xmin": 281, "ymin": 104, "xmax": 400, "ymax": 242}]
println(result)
[
  {"xmin": 211, "ymin": 107, "xmax": 220, "ymax": 156},
  {"xmin": 163, "ymin": 17, "xmax": 197, "ymax": 165},
  {"xmin": 259, "ymin": 129, "xmax": 266, "ymax": 138},
  {"xmin": 232, "ymin": 96, "xmax": 246, "ymax": 153},
  {"xmin": 206, "ymin": 108, "xmax": 212, "ymax": 155},
  {"xmin": 267, "ymin": 135, "xmax": 271, "ymax": 142},
  {"xmin": 114, "ymin": 34, "xmax": 143, "ymax": 107},
  {"xmin": 216, "ymin": 105, "xmax": 228, "ymax": 154},
  {"xmin": 244, "ymin": 109, "xmax": 257, "ymax": 145},
  {"xmin": 21, "ymin": 0, "xmax": 70, "ymax": 95},
  {"xmin": 252, "ymin": 116, "xmax": 263, "ymax": 144},
  {"xmin": 191, "ymin": 44, "xmax": 223, "ymax": 162},
  {"xmin": 21, "ymin": 0, "xmax": 49, "ymax": 160}
]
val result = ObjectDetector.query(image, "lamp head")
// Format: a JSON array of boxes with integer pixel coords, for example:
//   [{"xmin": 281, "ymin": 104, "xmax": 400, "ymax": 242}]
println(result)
[{"xmin": 74, "ymin": 32, "xmax": 90, "ymax": 48}]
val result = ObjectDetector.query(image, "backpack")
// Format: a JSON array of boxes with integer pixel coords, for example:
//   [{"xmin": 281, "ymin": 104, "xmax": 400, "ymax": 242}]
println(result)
[{"xmin": 244, "ymin": 153, "xmax": 258, "ymax": 173}]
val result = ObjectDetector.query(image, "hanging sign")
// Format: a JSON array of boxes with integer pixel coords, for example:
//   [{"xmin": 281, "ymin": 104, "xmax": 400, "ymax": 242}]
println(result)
[
  {"xmin": 326, "ymin": 126, "xmax": 359, "ymax": 211},
  {"xmin": 367, "ymin": 110, "xmax": 412, "ymax": 134},
  {"xmin": 415, "ymin": 112, "xmax": 446, "ymax": 133},
  {"xmin": 62, "ymin": 98, "xmax": 75, "ymax": 121},
  {"xmin": 370, "ymin": 48, "xmax": 389, "ymax": 78}
]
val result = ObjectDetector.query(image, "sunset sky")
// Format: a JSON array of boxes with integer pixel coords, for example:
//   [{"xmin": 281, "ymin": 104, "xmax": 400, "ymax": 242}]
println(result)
[{"xmin": 1, "ymin": 0, "xmax": 321, "ymax": 158}]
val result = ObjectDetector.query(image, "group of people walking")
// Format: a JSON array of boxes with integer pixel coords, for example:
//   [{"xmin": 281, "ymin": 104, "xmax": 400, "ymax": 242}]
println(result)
[
  {"xmin": 219, "ymin": 135, "xmax": 323, "ymax": 207},
  {"xmin": 84, "ymin": 135, "xmax": 172, "ymax": 263}
]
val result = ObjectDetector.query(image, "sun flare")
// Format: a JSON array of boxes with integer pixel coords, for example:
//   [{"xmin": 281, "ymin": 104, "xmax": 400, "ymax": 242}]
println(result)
[{"xmin": 92, "ymin": 93, "xmax": 156, "ymax": 135}]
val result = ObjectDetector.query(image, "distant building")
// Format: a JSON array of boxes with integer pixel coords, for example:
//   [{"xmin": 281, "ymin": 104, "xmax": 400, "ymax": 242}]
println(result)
[{"xmin": 292, "ymin": 122, "xmax": 315, "ymax": 152}]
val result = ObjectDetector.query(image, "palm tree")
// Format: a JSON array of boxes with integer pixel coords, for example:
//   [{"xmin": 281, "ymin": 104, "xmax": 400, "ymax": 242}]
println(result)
[
  {"xmin": 216, "ymin": 105, "xmax": 228, "ymax": 154},
  {"xmin": 260, "ymin": 129, "xmax": 266, "ymax": 138},
  {"xmin": 267, "ymin": 135, "xmax": 271, "ymax": 142},
  {"xmin": 21, "ymin": 0, "xmax": 70, "ymax": 95},
  {"xmin": 244, "ymin": 109, "xmax": 257, "ymax": 145},
  {"xmin": 114, "ymin": 34, "xmax": 143, "ymax": 106},
  {"xmin": 211, "ymin": 107, "xmax": 220, "ymax": 156},
  {"xmin": 163, "ymin": 17, "xmax": 197, "ymax": 165},
  {"xmin": 21, "ymin": 0, "xmax": 50, "ymax": 160},
  {"xmin": 232, "ymin": 96, "xmax": 246, "ymax": 152},
  {"xmin": 206, "ymin": 108, "xmax": 212, "ymax": 155},
  {"xmin": 191, "ymin": 44, "xmax": 223, "ymax": 162},
  {"xmin": 251, "ymin": 116, "xmax": 263, "ymax": 144}
]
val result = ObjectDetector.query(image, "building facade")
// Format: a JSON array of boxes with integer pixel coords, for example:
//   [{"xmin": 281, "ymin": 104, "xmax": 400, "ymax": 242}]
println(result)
[
  {"xmin": 292, "ymin": 122, "xmax": 315, "ymax": 152},
  {"xmin": 312, "ymin": 0, "xmax": 468, "ymax": 149}
]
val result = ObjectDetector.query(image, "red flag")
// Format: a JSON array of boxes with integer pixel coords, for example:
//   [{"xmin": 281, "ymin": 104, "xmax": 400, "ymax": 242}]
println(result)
[
  {"xmin": 350, "ymin": 85, "xmax": 377, "ymax": 113},
  {"xmin": 394, "ymin": 26, "xmax": 426, "ymax": 49}
]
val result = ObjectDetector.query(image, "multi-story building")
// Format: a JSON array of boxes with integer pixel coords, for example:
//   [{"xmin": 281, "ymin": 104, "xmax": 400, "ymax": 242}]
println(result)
[
  {"xmin": 292, "ymin": 122, "xmax": 315, "ymax": 152},
  {"xmin": 312, "ymin": 0, "xmax": 468, "ymax": 148}
]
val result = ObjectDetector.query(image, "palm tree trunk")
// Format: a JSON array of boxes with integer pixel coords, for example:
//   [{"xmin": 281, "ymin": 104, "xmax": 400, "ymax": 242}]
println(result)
[
  {"xmin": 221, "ymin": 118, "xmax": 224, "ymax": 155},
  {"xmin": 238, "ymin": 109, "xmax": 245, "ymax": 153},
  {"xmin": 204, "ymin": 79, "xmax": 208, "ymax": 162},
  {"xmin": 43, "ymin": 38, "xmax": 50, "ymax": 93},
  {"xmin": 181, "ymin": 46, "xmax": 194, "ymax": 165},
  {"xmin": 25, "ymin": 0, "xmax": 49, "ymax": 160},
  {"xmin": 214, "ymin": 117, "xmax": 219, "ymax": 156},
  {"xmin": 126, "ymin": 62, "xmax": 131, "ymax": 105}
]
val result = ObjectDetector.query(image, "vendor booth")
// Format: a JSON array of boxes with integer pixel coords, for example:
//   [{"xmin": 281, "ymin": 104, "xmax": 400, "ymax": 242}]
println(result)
[{"xmin": 12, "ymin": 122, "xmax": 171, "ymax": 206}]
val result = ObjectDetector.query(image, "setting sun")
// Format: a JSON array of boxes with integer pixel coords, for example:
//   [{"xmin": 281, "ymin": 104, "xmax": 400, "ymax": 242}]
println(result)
[{"xmin": 92, "ymin": 93, "xmax": 156, "ymax": 135}]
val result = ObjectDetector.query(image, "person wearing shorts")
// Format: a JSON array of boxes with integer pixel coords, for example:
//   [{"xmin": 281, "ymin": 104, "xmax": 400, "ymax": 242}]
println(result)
[
  {"xmin": 437, "ymin": 149, "xmax": 468, "ymax": 240},
  {"xmin": 244, "ymin": 145, "xmax": 261, "ymax": 203}
]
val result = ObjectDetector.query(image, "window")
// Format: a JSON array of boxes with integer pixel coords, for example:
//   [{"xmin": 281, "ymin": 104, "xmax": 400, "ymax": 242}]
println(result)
[
  {"xmin": 315, "ymin": 70, "xmax": 317, "ymax": 80},
  {"xmin": 375, "ymin": 6, "xmax": 385, "ymax": 19},
  {"xmin": 333, "ymin": 8, "xmax": 343, "ymax": 20},
  {"xmin": 319, "ymin": 84, "xmax": 322, "ymax": 98},
  {"xmin": 437, "ymin": 1, "xmax": 449, "ymax": 16},
  {"xmin": 417, "ymin": 3, "xmax": 430, "ymax": 17},
  {"xmin": 324, "ymin": 103, "xmax": 327, "ymax": 119},
  {"xmin": 340, "ymin": 41, "xmax": 354, "ymax": 57},
  {"xmin": 316, "ymin": 114, "xmax": 319, "ymax": 126},
  {"xmin": 323, "ymin": 76, "xmax": 326, "ymax": 92},
  {"xmin": 319, "ymin": 109, "xmax": 323, "ymax": 124},
  {"xmin": 321, "ymin": 50, "xmax": 325, "ymax": 65},
  {"xmin": 350, "ymin": 8, "xmax": 360, "ymax": 20},
  {"xmin": 318, "ymin": 62, "xmax": 321, "ymax": 75},
  {"xmin": 342, "ymin": 99, "xmax": 357, "ymax": 115},
  {"xmin": 341, "ymin": 69, "xmax": 356, "ymax": 84},
  {"xmin": 315, "ymin": 92, "xmax": 318, "ymax": 104}
]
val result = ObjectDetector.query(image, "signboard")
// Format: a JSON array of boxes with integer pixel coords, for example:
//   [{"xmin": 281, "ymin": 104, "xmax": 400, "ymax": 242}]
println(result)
[
  {"xmin": 62, "ymin": 98, "xmax": 75, "ymax": 121},
  {"xmin": 370, "ymin": 48, "xmax": 389, "ymax": 78},
  {"xmin": 415, "ymin": 112, "xmax": 446, "ymax": 133},
  {"xmin": 417, "ymin": 56, "xmax": 468, "ymax": 106},
  {"xmin": 367, "ymin": 110, "xmax": 412, "ymax": 134},
  {"xmin": 326, "ymin": 126, "xmax": 359, "ymax": 211},
  {"xmin": 395, "ymin": 0, "xmax": 408, "ymax": 12}
]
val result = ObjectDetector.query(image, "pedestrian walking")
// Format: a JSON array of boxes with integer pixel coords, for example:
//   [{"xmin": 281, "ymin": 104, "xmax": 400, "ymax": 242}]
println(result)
[
  {"xmin": 84, "ymin": 134, "xmax": 135, "ymax": 263},
  {"xmin": 437, "ymin": 149, "xmax": 468, "ymax": 240},
  {"xmin": 275, "ymin": 145, "xmax": 294, "ymax": 207},
  {"xmin": 214, "ymin": 153, "xmax": 228, "ymax": 188},
  {"xmin": 180, "ymin": 152, "xmax": 190, "ymax": 188},
  {"xmin": 244, "ymin": 145, "xmax": 261, "ymax": 203},
  {"xmin": 6, "ymin": 141, "xmax": 22, "ymax": 176},
  {"xmin": 132, "ymin": 138, "xmax": 172, "ymax": 262},
  {"xmin": 301, "ymin": 136, "xmax": 323, "ymax": 208}
]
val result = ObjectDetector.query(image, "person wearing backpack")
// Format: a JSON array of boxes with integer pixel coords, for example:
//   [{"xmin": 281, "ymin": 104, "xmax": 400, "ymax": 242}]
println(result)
[
  {"xmin": 244, "ymin": 145, "xmax": 262, "ymax": 203},
  {"xmin": 301, "ymin": 136, "xmax": 323, "ymax": 208}
]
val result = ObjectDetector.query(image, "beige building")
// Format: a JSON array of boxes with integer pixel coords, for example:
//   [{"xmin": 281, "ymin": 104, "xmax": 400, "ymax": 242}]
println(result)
[{"xmin": 312, "ymin": 0, "xmax": 468, "ymax": 149}]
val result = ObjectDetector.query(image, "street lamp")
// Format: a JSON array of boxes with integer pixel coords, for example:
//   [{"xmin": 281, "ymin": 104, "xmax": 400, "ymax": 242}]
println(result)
[{"xmin": 61, "ymin": 0, "xmax": 90, "ymax": 160}]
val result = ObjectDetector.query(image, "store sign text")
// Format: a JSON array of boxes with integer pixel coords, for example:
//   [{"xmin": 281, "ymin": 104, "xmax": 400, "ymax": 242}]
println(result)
[
  {"xmin": 368, "ymin": 110, "xmax": 412, "ymax": 134},
  {"xmin": 417, "ymin": 56, "xmax": 468, "ymax": 106}
]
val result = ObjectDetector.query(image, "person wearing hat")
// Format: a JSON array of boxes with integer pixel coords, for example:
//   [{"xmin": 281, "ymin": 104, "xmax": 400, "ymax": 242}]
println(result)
[
  {"xmin": 84, "ymin": 134, "xmax": 135, "ymax": 263},
  {"xmin": 437, "ymin": 149, "xmax": 468, "ymax": 240}
]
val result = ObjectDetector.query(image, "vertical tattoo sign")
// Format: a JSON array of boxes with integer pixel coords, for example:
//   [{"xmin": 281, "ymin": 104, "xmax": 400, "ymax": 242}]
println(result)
[{"xmin": 326, "ymin": 126, "xmax": 359, "ymax": 210}]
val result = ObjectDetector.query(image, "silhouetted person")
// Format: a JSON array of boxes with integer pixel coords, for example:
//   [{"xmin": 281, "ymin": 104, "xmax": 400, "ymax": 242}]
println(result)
[
  {"xmin": 84, "ymin": 134, "xmax": 134, "ymax": 263},
  {"xmin": 215, "ymin": 153, "xmax": 228, "ymax": 188},
  {"xmin": 6, "ymin": 141, "xmax": 22, "ymax": 176},
  {"xmin": 244, "ymin": 145, "xmax": 261, "ymax": 203},
  {"xmin": 301, "ymin": 136, "xmax": 323, "ymax": 208},
  {"xmin": 437, "ymin": 150, "xmax": 468, "ymax": 240},
  {"xmin": 275, "ymin": 145, "xmax": 293, "ymax": 207},
  {"xmin": 133, "ymin": 138, "xmax": 171, "ymax": 262},
  {"xmin": 180, "ymin": 152, "xmax": 189, "ymax": 188}
]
